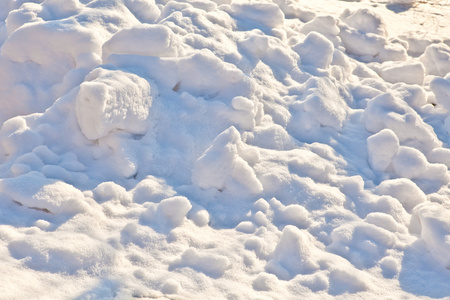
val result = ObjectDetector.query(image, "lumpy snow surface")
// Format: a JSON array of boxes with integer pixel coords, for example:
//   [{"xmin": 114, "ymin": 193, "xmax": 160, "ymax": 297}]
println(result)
[{"xmin": 1, "ymin": 0, "xmax": 450, "ymax": 299}]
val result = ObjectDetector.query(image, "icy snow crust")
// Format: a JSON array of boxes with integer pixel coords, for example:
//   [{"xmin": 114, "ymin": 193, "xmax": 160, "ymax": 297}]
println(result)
[{"xmin": 1, "ymin": 0, "xmax": 450, "ymax": 299}]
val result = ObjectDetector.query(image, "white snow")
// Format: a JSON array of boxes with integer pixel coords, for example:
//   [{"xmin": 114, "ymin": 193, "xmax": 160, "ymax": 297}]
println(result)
[
  {"xmin": 76, "ymin": 67, "xmax": 156, "ymax": 140},
  {"xmin": 1, "ymin": 0, "xmax": 450, "ymax": 299}
]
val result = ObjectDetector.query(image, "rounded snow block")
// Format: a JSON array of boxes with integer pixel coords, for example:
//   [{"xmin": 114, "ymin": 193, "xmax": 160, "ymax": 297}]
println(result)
[
  {"xmin": 292, "ymin": 32, "xmax": 334, "ymax": 69},
  {"xmin": 367, "ymin": 129, "xmax": 399, "ymax": 172},
  {"xmin": 379, "ymin": 61, "xmax": 425, "ymax": 85},
  {"xmin": 75, "ymin": 68, "xmax": 156, "ymax": 140}
]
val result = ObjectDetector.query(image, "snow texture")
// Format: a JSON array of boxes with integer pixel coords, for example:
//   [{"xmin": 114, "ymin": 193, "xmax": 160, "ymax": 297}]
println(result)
[{"xmin": 1, "ymin": 0, "xmax": 450, "ymax": 299}]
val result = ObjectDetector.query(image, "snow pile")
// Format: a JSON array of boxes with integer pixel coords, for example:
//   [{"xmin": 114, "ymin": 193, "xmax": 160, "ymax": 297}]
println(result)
[{"xmin": 1, "ymin": 0, "xmax": 450, "ymax": 299}]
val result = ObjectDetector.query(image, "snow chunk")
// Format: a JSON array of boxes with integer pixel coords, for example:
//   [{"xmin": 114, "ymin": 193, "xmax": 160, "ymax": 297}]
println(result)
[
  {"xmin": 161, "ymin": 278, "xmax": 181, "ymax": 295},
  {"xmin": 102, "ymin": 24, "xmax": 178, "ymax": 62},
  {"xmin": 289, "ymin": 77, "xmax": 348, "ymax": 140},
  {"xmin": 273, "ymin": 0, "xmax": 315, "ymax": 21},
  {"xmin": 8, "ymin": 233, "xmax": 115, "ymax": 274},
  {"xmin": 187, "ymin": 205, "xmax": 210, "ymax": 227},
  {"xmin": 93, "ymin": 181, "xmax": 131, "ymax": 205},
  {"xmin": 0, "ymin": 172, "xmax": 87, "ymax": 215},
  {"xmin": 75, "ymin": 68, "xmax": 156, "ymax": 140},
  {"xmin": 253, "ymin": 272, "xmax": 278, "ymax": 291},
  {"xmin": 1, "ymin": 116, "xmax": 43, "ymax": 156},
  {"xmin": 364, "ymin": 93, "xmax": 441, "ymax": 153},
  {"xmin": 276, "ymin": 204, "xmax": 310, "ymax": 228},
  {"xmin": 371, "ymin": 195, "xmax": 410, "ymax": 227},
  {"xmin": 1, "ymin": 18, "xmax": 97, "ymax": 69},
  {"xmin": 392, "ymin": 83, "xmax": 427, "ymax": 109},
  {"xmin": 339, "ymin": 25, "xmax": 385, "ymax": 57},
  {"xmin": 140, "ymin": 196, "xmax": 192, "ymax": 229},
  {"xmin": 244, "ymin": 123, "xmax": 296, "ymax": 150},
  {"xmin": 379, "ymin": 256, "xmax": 399, "ymax": 278},
  {"xmin": 374, "ymin": 178, "xmax": 426, "ymax": 213},
  {"xmin": 228, "ymin": 2, "xmax": 284, "ymax": 28},
  {"xmin": 293, "ymin": 32, "xmax": 334, "ymax": 69},
  {"xmin": 301, "ymin": 77, "xmax": 347, "ymax": 130},
  {"xmin": 392, "ymin": 146, "xmax": 427, "ymax": 179},
  {"xmin": 238, "ymin": 32, "xmax": 269, "ymax": 58},
  {"xmin": 300, "ymin": 16, "xmax": 340, "ymax": 47},
  {"xmin": 297, "ymin": 273, "xmax": 329, "ymax": 292},
  {"xmin": 379, "ymin": 61, "xmax": 425, "ymax": 85},
  {"xmin": 270, "ymin": 198, "xmax": 310, "ymax": 229},
  {"xmin": 367, "ymin": 129, "xmax": 399, "ymax": 172},
  {"xmin": 229, "ymin": 96, "xmax": 263, "ymax": 131},
  {"xmin": 254, "ymin": 198, "xmax": 270, "ymax": 213},
  {"xmin": 339, "ymin": 8, "xmax": 387, "ymax": 58},
  {"xmin": 340, "ymin": 8, "xmax": 387, "ymax": 37},
  {"xmin": 265, "ymin": 226, "xmax": 319, "ymax": 280},
  {"xmin": 175, "ymin": 50, "xmax": 250, "ymax": 100},
  {"xmin": 420, "ymin": 43, "xmax": 450, "ymax": 76},
  {"xmin": 410, "ymin": 203, "xmax": 450, "ymax": 269},
  {"xmin": 157, "ymin": 196, "xmax": 192, "ymax": 227},
  {"xmin": 236, "ymin": 221, "xmax": 256, "ymax": 233},
  {"xmin": 131, "ymin": 175, "xmax": 176, "ymax": 204},
  {"xmin": 171, "ymin": 248, "xmax": 230, "ymax": 278},
  {"xmin": 192, "ymin": 126, "xmax": 263, "ymax": 195},
  {"xmin": 35, "ymin": 219, "xmax": 51, "ymax": 230},
  {"xmin": 364, "ymin": 213, "xmax": 400, "ymax": 233}
]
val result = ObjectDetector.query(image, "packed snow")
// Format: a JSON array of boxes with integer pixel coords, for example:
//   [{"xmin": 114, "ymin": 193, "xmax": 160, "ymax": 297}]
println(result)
[{"xmin": 1, "ymin": 0, "xmax": 450, "ymax": 299}]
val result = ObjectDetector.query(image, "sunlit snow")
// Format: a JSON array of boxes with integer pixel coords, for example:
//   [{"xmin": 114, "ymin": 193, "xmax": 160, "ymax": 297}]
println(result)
[{"xmin": 1, "ymin": 0, "xmax": 450, "ymax": 299}]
